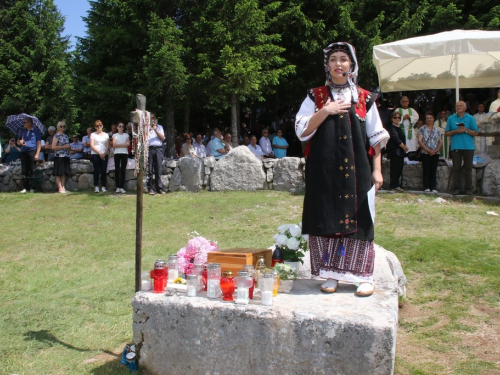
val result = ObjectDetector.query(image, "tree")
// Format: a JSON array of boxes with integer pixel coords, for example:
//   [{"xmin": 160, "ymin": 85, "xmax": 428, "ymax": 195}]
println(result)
[{"xmin": 0, "ymin": 0, "xmax": 75, "ymax": 135}]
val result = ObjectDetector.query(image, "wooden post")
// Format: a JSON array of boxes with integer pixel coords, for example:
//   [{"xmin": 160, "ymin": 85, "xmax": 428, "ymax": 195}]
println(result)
[{"xmin": 131, "ymin": 94, "xmax": 147, "ymax": 292}]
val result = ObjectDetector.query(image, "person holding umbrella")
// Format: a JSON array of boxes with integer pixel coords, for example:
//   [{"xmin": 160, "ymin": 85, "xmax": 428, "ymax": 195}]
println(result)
[{"xmin": 17, "ymin": 117, "xmax": 41, "ymax": 193}]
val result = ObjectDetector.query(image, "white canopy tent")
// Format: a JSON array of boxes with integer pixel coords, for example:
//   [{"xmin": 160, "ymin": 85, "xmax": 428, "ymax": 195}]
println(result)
[{"xmin": 373, "ymin": 29, "xmax": 500, "ymax": 102}]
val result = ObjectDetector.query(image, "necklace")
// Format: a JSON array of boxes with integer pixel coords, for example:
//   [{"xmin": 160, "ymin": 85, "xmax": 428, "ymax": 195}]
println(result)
[{"xmin": 329, "ymin": 81, "xmax": 350, "ymax": 90}]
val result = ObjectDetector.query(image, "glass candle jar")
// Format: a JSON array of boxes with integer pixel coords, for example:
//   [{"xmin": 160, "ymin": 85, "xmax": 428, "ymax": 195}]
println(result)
[
  {"xmin": 207, "ymin": 263, "xmax": 221, "ymax": 298},
  {"xmin": 242, "ymin": 264, "xmax": 255, "ymax": 299},
  {"xmin": 273, "ymin": 269, "xmax": 280, "ymax": 297},
  {"xmin": 201, "ymin": 264, "xmax": 208, "ymax": 291},
  {"xmin": 255, "ymin": 255, "xmax": 266, "ymax": 287},
  {"xmin": 186, "ymin": 274, "xmax": 198, "ymax": 297},
  {"xmin": 192, "ymin": 263, "xmax": 204, "ymax": 291},
  {"xmin": 167, "ymin": 255, "xmax": 179, "ymax": 283},
  {"xmin": 220, "ymin": 271, "xmax": 235, "ymax": 301},
  {"xmin": 141, "ymin": 271, "xmax": 152, "ymax": 291},
  {"xmin": 260, "ymin": 272, "xmax": 274, "ymax": 306},
  {"xmin": 234, "ymin": 271, "xmax": 253, "ymax": 305},
  {"xmin": 150, "ymin": 259, "xmax": 167, "ymax": 293}
]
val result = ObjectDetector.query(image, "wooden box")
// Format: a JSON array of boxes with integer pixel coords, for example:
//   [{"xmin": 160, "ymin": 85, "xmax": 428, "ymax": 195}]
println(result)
[{"xmin": 207, "ymin": 248, "xmax": 272, "ymax": 274}]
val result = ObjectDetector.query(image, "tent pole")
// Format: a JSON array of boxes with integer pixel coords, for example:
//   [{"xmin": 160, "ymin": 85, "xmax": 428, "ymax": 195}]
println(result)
[{"xmin": 455, "ymin": 54, "xmax": 459, "ymax": 103}]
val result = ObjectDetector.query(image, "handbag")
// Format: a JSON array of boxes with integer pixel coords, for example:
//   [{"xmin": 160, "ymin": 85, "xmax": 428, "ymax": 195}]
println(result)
[{"xmin": 407, "ymin": 128, "xmax": 433, "ymax": 161}]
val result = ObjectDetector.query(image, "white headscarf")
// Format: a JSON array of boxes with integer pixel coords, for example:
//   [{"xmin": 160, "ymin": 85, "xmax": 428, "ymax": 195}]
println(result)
[{"xmin": 323, "ymin": 42, "xmax": 359, "ymax": 103}]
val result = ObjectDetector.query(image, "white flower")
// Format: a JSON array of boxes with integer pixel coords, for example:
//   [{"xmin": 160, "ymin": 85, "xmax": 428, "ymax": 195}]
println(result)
[
  {"xmin": 288, "ymin": 224, "xmax": 302, "ymax": 238},
  {"xmin": 278, "ymin": 224, "xmax": 290, "ymax": 234},
  {"xmin": 275, "ymin": 234, "xmax": 288, "ymax": 246},
  {"xmin": 302, "ymin": 234, "xmax": 309, "ymax": 241},
  {"xmin": 286, "ymin": 237, "xmax": 300, "ymax": 250}
]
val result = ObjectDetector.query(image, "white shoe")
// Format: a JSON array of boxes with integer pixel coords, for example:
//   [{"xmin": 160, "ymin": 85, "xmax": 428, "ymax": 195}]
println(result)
[
  {"xmin": 20, "ymin": 189, "xmax": 27, "ymax": 193},
  {"xmin": 94, "ymin": 187, "xmax": 99, "ymax": 193},
  {"xmin": 116, "ymin": 188, "xmax": 120, "ymax": 193},
  {"xmin": 431, "ymin": 190, "xmax": 438, "ymax": 193},
  {"xmin": 101, "ymin": 187, "xmax": 107, "ymax": 193},
  {"xmin": 120, "ymin": 188, "xmax": 126, "ymax": 194},
  {"xmin": 320, "ymin": 279, "xmax": 338, "ymax": 293},
  {"xmin": 356, "ymin": 283, "xmax": 374, "ymax": 297},
  {"xmin": 424, "ymin": 189, "xmax": 430, "ymax": 192}
]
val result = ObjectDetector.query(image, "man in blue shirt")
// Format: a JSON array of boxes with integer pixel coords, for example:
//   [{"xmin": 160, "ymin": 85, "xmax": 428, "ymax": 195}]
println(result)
[
  {"xmin": 445, "ymin": 101, "xmax": 478, "ymax": 195},
  {"xmin": 210, "ymin": 128, "xmax": 229, "ymax": 160},
  {"xmin": 17, "ymin": 117, "xmax": 41, "ymax": 193}
]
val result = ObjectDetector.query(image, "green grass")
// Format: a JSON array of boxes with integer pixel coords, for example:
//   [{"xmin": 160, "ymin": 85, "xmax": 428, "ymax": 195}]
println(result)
[{"xmin": 0, "ymin": 190, "xmax": 499, "ymax": 374}]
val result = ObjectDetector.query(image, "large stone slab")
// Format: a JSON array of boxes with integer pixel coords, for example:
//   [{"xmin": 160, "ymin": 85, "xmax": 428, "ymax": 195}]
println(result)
[
  {"xmin": 178, "ymin": 156, "xmax": 205, "ymax": 192},
  {"xmin": 482, "ymin": 159, "xmax": 500, "ymax": 196},
  {"xmin": 273, "ymin": 157, "xmax": 305, "ymax": 192},
  {"xmin": 133, "ymin": 283, "xmax": 398, "ymax": 375},
  {"xmin": 210, "ymin": 147, "xmax": 266, "ymax": 191},
  {"xmin": 132, "ymin": 244, "xmax": 403, "ymax": 375}
]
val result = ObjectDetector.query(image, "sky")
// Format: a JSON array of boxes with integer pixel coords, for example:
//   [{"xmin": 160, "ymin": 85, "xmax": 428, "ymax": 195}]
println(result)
[{"xmin": 53, "ymin": 0, "xmax": 91, "ymax": 49}]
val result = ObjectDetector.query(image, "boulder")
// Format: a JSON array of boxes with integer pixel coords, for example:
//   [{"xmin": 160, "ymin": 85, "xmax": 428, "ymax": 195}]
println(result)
[
  {"xmin": 41, "ymin": 180, "xmax": 54, "ymax": 192},
  {"xmin": 203, "ymin": 156, "xmax": 216, "ymax": 168},
  {"xmin": 124, "ymin": 179, "xmax": 137, "ymax": 191},
  {"xmin": 78, "ymin": 174, "xmax": 94, "ymax": 190},
  {"xmin": 2, "ymin": 171, "xmax": 12, "ymax": 185},
  {"xmin": 204, "ymin": 167, "xmax": 211, "ymax": 175},
  {"xmin": 70, "ymin": 159, "xmax": 93, "ymax": 173},
  {"xmin": 0, "ymin": 164, "xmax": 10, "ymax": 176},
  {"xmin": 262, "ymin": 159, "xmax": 277, "ymax": 169},
  {"xmin": 210, "ymin": 147, "xmax": 266, "ymax": 191},
  {"xmin": 168, "ymin": 167, "xmax": 182, "ymax": 191},
  {"xmin": 65, "ymin": 178, "xmax": 78, "ymax": 192},
  {"xmin": 482, "ymin": 159, "xmax": 500, "ymax": 196},
  {"xmin": 160, "ymin": 175, "xmax": 170, "ymax": 190},
  {"xmin": 178, "ymin": 156, "xmax": 205, "ymax": 192},
  {"xmin": 266, "ymin": 169, "xmax": 273, "ymax": 183},
  {"xmin": 106, "ymin": 176, "xmax": 116, "ymax": 190},
  {"xmin": 125, "ymin": 169, "xmax": 136, "ymax": 181},
  {"xmin": 165, "ymin": 159, "xmax": 177, "ymax": 169},
  {"xmin": 273, "ymin": 157, "xmax": 305, "ymax": 192}
]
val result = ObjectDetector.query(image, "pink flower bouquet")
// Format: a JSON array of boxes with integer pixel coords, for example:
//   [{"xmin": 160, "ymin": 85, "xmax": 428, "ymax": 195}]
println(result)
[{"xmin": 177, "ymin": 236, "xmax": 219, "ymax": 275}]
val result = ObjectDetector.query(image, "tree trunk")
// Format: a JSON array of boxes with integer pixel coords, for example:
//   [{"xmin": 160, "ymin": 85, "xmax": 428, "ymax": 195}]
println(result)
[
  {"xmin": 183, "ymin": 101, "xmax": 190, "ymax": 134},
  {"xmin": 165, "ymin": 94, "xmax": 176, "ymax": 158},
  {"xmin": 231, "ymin": 92, "xmax": 239, "ymax": 147}
]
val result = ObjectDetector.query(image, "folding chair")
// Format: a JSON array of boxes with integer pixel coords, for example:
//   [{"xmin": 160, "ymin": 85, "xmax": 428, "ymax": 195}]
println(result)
[{"xmin": 27, "ymin": 168, "xmax": 44, "ymax": 192}]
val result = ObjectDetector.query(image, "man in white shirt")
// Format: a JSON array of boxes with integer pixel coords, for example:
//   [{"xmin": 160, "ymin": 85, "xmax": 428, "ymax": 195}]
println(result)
[
  {"xmin": 395, "ymin": 96, "xmax": 419, "ymax": 152},
  {"xmin": 488, "ymin": 89, "xmax": 500, "ymax": 113},
  {"xmin": 247, "ymin": 135, "xmax": 264, "ymax": 161},
  {"xmin": 147, "ymin": 113, "xmax": 166, "ymax": 195},
  {"xmin": 258, "ymin": 129, "xmax": 274, "ymax": 157},
  {"xmin": 193, "ymin": 134, "xmax": 206, "ymax": 158}
]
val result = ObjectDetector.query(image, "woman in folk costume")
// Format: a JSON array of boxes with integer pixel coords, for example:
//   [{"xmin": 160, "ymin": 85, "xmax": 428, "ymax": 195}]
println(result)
[{"xmin": 295, "ymin": 42, "xmax": 389, "ymax": 297}]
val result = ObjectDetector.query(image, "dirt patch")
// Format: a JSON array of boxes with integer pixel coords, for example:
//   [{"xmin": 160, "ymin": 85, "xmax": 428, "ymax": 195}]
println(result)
[{"xmin": 82, "ymin": 343, "xmax": 125, "ymax": 365}]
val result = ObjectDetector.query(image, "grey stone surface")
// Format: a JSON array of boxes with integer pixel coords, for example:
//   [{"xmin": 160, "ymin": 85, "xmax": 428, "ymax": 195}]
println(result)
[
  {"xmin": 160, "ymin": 175, "xmax": 170, "ymax": 190},
  {"xmin": 273, "ymin": 157, "xmax": 305, "ymax": 192},
  {"xmin": 78, "ymin": 174, "xmax": 94, "ymax": 190},
  {"xmin": 106, "ymin": 176, "xmax": 116, "ymax": 190},
  {"xmin": 65, "ymin": 178, "xmax": 78, "ymax": 192},
  {"xmin": 205, "ymin": 167, "xmax": 211, "ymax": 175},
  {"xmin": 210, "ymin": 147, "xmax": 266, "ymax": 191},
  {"xmin": 124, "ymin": 179, "xmax": 137, "ymax": 191},
  {"xmin": 132, "ymin": 278, "xmax": 398, "ymax": 375},
  {"xmin": 482, "ymin": 159, "xmax": 500, "ymax": 196},
  {"xmin": 266, "ymin": 169, "xmax": 273, "ymax": 182},
  {"xmin": 70, "ymin": 160, "xmax": 93, "ymax": 173},
  {"xmin": 165, "ymin": 159, "xmax": 178, "ymax": 169},
  {"xmin": 168, "ymin": 167, "xmax": 182, "ymax": 191},
  {"xmin": 203, "ymin": 156, "xmax": 216, "ymax": 168},
  {"xmin": 178, "ymin": 156, "xmax": 204, "ymax": 192},
  {"xmin": 263, "ymin": 159, "xmax": 277, "ymax": 169},
  {"xmin": 383, "ymin": 161, "xmax": 456, "ymax": 192}
]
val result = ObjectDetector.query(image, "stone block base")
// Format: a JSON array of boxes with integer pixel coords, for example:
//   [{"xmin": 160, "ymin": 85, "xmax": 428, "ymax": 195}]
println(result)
[{"xmin": 132, "ymin": 278, "xmax": 398, "ymax": 375}]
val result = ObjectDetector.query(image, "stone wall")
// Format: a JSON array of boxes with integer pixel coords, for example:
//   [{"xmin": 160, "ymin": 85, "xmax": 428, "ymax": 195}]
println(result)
[{"xmin": 2, "ymin": 145, "xmax": 500, "ymax": 196}]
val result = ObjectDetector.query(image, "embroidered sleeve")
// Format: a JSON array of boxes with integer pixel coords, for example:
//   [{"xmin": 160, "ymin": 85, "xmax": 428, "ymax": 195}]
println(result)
[
  {"xmin": 366, "ymin": 104, "xmax": 389, "ymax": 148},
  {"xmin": 295, "ymin": 95, "xmax": 317, "ymax": 141}
]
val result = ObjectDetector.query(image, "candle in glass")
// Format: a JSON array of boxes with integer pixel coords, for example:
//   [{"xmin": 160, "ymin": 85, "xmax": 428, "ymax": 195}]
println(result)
[
  {"xmin": 201, "ymin": 264, "xmax": 208, "ymax": 291},
  {"xmin": 207, "ymin": 263, "xmax": 221, "ymax": 298},
  {"xmin": 242, "ymin": 264, "xmax": 255, "ymax": 299},
  {"xmin": 234, "ymin": 270, "xmax": 253, "ymax": 305},
  {"xmin": 150, "ymin": 259, "xmax": 167, "ymax": 293},
  {"xmin": 260, "ymin": 272, "xmax": 274, "ymax": 306},
  {"xmin": 186, "ymin": 274, "xmax": 198, "ymax": 297},
  {"xmin": 220, "ymin": 271, "xmax": 235, "ymax": 302},
  {"xmin": 167, "ymin": 255, "xmax": 179, "ymax": 283},
  {"xmin": 192, "ymin": 263, "xmax": 204, "ymax": 291}
]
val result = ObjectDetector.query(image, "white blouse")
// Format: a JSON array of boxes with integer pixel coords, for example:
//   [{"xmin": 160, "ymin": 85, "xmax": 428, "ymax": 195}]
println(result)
[{"xmin": 295, "ymin": 87, "xmax": 389, "ymax": 149}]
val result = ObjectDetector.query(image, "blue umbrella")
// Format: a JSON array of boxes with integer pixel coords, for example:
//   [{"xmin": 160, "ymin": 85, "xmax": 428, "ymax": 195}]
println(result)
[{"xmin": 5, "ymin": 113, "xmax": 46, "ymax": 135}]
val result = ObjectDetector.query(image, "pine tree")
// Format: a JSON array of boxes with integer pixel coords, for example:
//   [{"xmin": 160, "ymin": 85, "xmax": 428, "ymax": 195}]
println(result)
[{"xmin": 0, "ymin": 0, "xmax": 75, "ymax": 135}]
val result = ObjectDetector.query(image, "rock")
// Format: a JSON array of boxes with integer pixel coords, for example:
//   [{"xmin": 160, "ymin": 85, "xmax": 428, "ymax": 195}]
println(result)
[
  {"xmin": 37, "ymin": 162, "xmax": 53, "ymax": 170},
  {"xmin": 133, "ymin": 274, "xmax": 399, "ymax": 375},
  {"xmin": 2, "ymin": 171, "xmax": 12, "ymax": 184},
  {"xmin": 124, "ymin": 179, "xmax": 137, "ymax": 191},
  {"xmin": 482, "ymin": 159, "xmax": 500, "ymax": 196},
  {"xmin": 70, "ymin": 159, "xmax": 93, "ymax": 173},
  {"xmin": 373, "ymin": 244, "xmax": 407, "ymax": 297},
  {"xmin": 41, "ymin": 180, "xmax": 54, "ymax": 192},
  {"xmin": 168, "ymin": 167, "xmax": 182, "ymax": 191},
  {"xmin": 78, "ymin": 174, "xmax": 94, "ymax": 190},
  {"xmin": 0, "ymin": 165, "xmax": 10, "ymax": 176},
  {"xmin": 160, "ymin": 175, "xmax": 170, "ymax": 190},
  {"xmin": 204, "ymin": 167, "xmax": 211, "ymax": 175},
  {"xmin": 210, "ymin": 147, "xmax": 266, "ymax": 191},
  {"xmin": 106, "ymin": 176, "xmax": 116, "ymax": 190},
  {"xmin": 65, "ymin": 178, "xmax": 78, "ymax": 192},
  {"xmin": 262, "ymin": 159, "xmax": 277, "ymax": 169},
  {"xmin": 125, "ymin": 169, "xmax": 136, "ymax": 181},
  {"xmin": 273, "ymin": 157, "xmax": 305, "ymax": 192},
  {"xmin": 203, "ymin": 175, "xmax": 210, "ymax": 186},
  {"xmin": 433, "ymin": 197, "xmax": 447, "ymax": 204},
  {"xmin": 178, "ymin": 156, "xmax": 205, "ymax": 192},
  {"xmin": 165, "ymin": 159, "xmax": 177, "ymax": 169},
  {"xmin": 12, "ymin": 165, "xmax": 21, "ymax": 175},
  {"xmin": 300, "ymin": 157, "xmax": 306, "ymax": 165},
  {"xmin": 266, "ymin": 169, "xmax": 273, "ymax": 183},
  {"xmin": 203, "ymin": 156, "xmax": 216, "ymax": 168}
]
